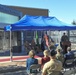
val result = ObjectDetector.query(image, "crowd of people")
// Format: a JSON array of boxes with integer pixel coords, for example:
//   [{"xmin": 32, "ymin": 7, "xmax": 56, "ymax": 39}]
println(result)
[
  {"xmin": 25, "ymin": 33, "xmax": 75, "ymax": 75},
  {"xmin": 24, "ymin": 34, "xmax": 56, "ymax": 55},
  {"xmin": 26, "ymin": 46, "xmax": 75, "ymax": 75}
]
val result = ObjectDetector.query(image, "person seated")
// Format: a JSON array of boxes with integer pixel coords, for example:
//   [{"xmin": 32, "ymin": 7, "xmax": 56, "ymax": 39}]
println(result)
[
  {"xmin": 26, "ymin": 50, "xmax": 38, "ymax": 74},
  {"xmin": 35, "ymin": 46, "xmax": 41, "ymax": 54},
  {"xmin": 56, "ymin": 48, "xmax": 64, "ymax": 64},
  {"xmin": 25, "ymin": 46, "xmax": 32, "ymax": 54},
  {"xmin": 64, "ymin": 47, "xmax": 74, "ymax": 67},
  {"xmin": 41, "ymin": 40, "xmax": 45, "ymax": 51},
  {"xmin": 64, "ymin": 47, "xmax": 74, "ymax": 60},
  {"xmin": 42, "ymin": 50, "xmax": 62, "ymax": 75},
  {"xmin": 41, "ymin": 50, "xmax": 50, "ymax": 68},
  {"xmin": 25, "ymin": 41, "xmax": 29, "ymax": 47},
  {"xmin": 48, "ymin": 38, "xmax": 56, "ymax": 50},
  {"xmin": 31, "ymin": 39, "xmax": 36, "ymax": 49}
]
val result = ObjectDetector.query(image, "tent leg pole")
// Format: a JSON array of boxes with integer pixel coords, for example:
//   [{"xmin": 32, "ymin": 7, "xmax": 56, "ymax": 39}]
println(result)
[
  {"xmin": 21, "ymin": 31, "xmax": 24, "ymax": 53},
  {"xmin": 10, "ymin": 30, "xmax": 12, "ymax": 61}
]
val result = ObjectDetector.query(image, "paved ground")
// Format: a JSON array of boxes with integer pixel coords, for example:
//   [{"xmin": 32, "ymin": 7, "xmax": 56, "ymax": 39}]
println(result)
[
  {"xmin": 0, "ymin": 70, "xmax": 27, "ymax": 75},
  {"xmin": 0, "ymin": 68, "xmax": 76, "ymax": 75},
  {"xmin": 0, "ymin": 60, "xmax": 76, "ymax": 75},
  {"xmin": 0, "ymin": 61, "xmax": 25, "ymax": 67},
  {"xmin": 0, "ymin": 49, "xmax": 76, "ymax": 75},
  {"xmin": 0, "ymin": 62, "xmax": 76, "ymax": 75}
]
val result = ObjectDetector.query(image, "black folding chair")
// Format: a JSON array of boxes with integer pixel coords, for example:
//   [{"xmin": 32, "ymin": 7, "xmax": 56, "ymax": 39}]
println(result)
[
  {"xmin": 47, "ymin": 71, "xmax": 63, "ymax": 75},
  {"xmin": 29, "ymin": 64, "xmax": 41, "ymax": 75},
  {"xmin": 63, "ymin": 58, "xmax": 75, "ymax": 75}
]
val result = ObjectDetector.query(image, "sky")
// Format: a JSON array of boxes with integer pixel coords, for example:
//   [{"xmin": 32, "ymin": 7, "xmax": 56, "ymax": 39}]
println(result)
[{"xmin": 0, "ymin": 0, "xmax": 76, "ymax": 24}]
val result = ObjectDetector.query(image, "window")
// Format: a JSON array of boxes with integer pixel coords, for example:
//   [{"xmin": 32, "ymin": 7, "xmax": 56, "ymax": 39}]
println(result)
[{"xmin": 0, "ymin": 12, "xmax": 19, "ymax": 24}]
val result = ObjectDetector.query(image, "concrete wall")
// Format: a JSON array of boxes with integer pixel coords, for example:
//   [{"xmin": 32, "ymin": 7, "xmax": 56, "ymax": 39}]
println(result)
[{"xmin": 8, "ymin": 6, "xmax": 49, "ymax": 16}]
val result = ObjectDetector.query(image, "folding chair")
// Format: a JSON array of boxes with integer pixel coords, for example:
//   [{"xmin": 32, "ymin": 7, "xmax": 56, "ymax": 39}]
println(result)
[
  {"xmin": 48, "ymin": 71, "xmax": 63, "ymax": 75},
  {"xmin": 64, "ymin": 59, "xmax": 74, "ymax": 69},
  {"xmin": 73, "ymin": 51, "xmax": 76, "ymax": 66},
  {"xmin": 29, "ymin": 64, "xmax": 41, "ymax": 75},
  {"xmin": 63, "ymin": 58, "xmax": 75, "ymax": 75}
]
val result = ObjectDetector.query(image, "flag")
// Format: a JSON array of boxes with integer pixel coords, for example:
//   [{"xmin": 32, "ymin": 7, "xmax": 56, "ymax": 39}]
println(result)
[{"xmin": 36, "ymin": 31, "xmax": 39, "ymax": 45}]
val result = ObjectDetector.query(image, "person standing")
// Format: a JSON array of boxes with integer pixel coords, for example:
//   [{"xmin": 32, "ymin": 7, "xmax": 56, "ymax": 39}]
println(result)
[
  {"xmin": 61, "ymin": 33, "xmax": 69, "ymax": 42},
  {"xmin": 60, "ymin": 33, "xmax": 70, "ymax": 54}
]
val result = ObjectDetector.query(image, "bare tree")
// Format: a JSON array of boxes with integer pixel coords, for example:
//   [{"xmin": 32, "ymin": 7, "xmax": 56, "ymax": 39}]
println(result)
[{"xmin": 72, "ymin": 20, "xmax": 76, "ymax": 25}]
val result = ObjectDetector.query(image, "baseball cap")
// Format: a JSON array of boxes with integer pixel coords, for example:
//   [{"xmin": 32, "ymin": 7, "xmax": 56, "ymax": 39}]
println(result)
[{"xmin": 50, "ymin": 50, "xmax": 57, "ymax": 56}]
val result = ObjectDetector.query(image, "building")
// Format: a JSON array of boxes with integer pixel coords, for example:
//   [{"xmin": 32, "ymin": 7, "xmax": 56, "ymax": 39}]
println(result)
[
  {"xmin": 0, "ymin": 4, "xmax": 22, "ymax": 50},
  {"xmin": 8, "ymin": 6, "xmax": 49, "ymax": 46},
  {"xmin": 8, "ymin": 6, "xmax": 48, "ymax": 16},
  {"xmin": 0, "ymin": 4, "xmax": 49, "ymax": 51}
]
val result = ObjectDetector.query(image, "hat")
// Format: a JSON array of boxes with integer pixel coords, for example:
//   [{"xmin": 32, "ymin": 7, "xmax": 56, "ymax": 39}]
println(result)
[{"xmin": 50, "ymin": 50, "xmax": 57, "ymax": 56}]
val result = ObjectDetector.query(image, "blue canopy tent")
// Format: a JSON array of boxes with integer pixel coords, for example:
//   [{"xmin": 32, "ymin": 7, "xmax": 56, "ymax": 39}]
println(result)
[
  {"xmin": 4, "ymin": 15, "xmax": 76, "ymax": 61},
  {"xmin": 4, "ymin": 15, "xmax": 76, "ymax": 31}
]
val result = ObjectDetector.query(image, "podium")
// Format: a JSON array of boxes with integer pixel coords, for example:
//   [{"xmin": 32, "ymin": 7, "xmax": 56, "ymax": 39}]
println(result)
[
  {"xmin": 62, "ymin": 41, "xmax": 71, "ymax": 46},
  {"xmin": 60, "ymin": 41, "xmax": 71, "ymax": 54}
]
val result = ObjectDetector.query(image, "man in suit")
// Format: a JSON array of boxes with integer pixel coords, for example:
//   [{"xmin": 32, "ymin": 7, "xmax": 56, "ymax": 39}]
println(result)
[{"xmin": 60, "ymin": 33, "xmax": 70, "ymax": 54}]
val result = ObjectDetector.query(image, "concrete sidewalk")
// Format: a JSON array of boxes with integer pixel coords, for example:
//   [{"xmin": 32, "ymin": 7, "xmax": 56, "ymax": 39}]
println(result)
[
  {"xmin": 0, "ymin": 56, "xmax": 76, "ymax": 75},
  {"xmin": 0, "ymin": 56, "xmax": 27, "ymax": 63},
  {"xmin": 0, "ymin": 61, "xmax": 26, "ymax": 67},
  {"xmin": 0, "ymin": 55, "xmax": 42, "ymax": 67},
  {"xmin": 0, "ymin": 55, "xmax": 41, "ymax": 62},
  {"xmin": 0, "ymin": 56, "xmax": 26, "ymax": 67}
]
